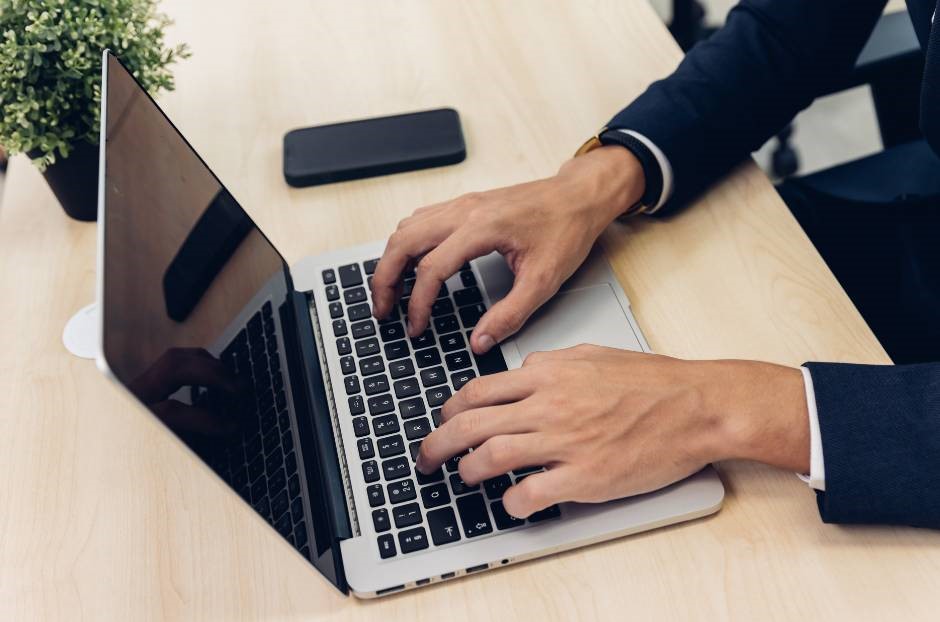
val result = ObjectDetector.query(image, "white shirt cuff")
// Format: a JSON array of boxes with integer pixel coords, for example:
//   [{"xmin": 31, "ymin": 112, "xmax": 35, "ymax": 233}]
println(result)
[
  {"xmin": 796, "ymin": 366, "xmax": 826, "ymax": 491},
  {"xmin": 616, "ymin": 129, "xmax": 674, "ymax": 213}
]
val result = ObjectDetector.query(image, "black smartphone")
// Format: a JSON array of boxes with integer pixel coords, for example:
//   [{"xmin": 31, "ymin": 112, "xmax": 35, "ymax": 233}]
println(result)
[{"xmin": 283, "ymin": 108, "xmax": 466, "ymax": 187}]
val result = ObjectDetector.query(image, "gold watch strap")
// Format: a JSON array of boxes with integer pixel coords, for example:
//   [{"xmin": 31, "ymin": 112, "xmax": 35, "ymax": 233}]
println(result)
[{"xmin": 574, "ymin": 129, "xmax": 647, "ymax": 219}]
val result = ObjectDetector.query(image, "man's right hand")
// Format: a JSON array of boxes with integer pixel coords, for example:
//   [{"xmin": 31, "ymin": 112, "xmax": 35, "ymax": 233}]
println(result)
[{"xmin": 371, "ymin": 145, "xmax": 646, "ymax": 354}]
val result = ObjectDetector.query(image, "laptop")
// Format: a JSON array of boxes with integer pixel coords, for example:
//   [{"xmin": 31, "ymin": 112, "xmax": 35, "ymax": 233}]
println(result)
[{"xmin": 95, "ymin": 51, "xmax": 724, "ymax": 598}]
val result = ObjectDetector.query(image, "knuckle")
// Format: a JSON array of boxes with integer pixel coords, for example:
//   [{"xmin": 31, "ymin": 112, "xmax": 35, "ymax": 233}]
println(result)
[
  {"xmin": 523, "ymin": 351, "xmax": 546, "ymax": 367},
  {"xmin": 454, "ymin": 410, "xmax": 480, "ymax": 438},
  {"xmin": 484, "ymin": 436, "xmax": 513, "ymax": 469},
  {"xmin": 416, "ymin": 254, "xmax": 440, "ymax": 279}
]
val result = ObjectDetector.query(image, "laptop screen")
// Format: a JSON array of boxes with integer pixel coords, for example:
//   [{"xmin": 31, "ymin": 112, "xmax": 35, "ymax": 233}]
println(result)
[{"xmin": 99, "ymin": 53, "xmax": 342, "ymax": 586}]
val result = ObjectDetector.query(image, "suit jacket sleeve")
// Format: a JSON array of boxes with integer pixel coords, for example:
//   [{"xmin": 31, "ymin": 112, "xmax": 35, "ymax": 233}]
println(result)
[
  {"xmin": 609, "ymin": 0, "xmax": 887, "ymax": 212},
  {"xmin": 804, "ymin": 362, "xmax": 940, "ymax": 528}
]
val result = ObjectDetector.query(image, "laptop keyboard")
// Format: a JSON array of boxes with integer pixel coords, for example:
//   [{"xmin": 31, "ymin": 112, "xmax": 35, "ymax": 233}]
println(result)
[
  {"xmin": 199, "ymin": 301, "xmax": 311, "ymax": 558},
  {"xmin": 321, "ymin": 259, "xmax": 560, "ymax": 560}
]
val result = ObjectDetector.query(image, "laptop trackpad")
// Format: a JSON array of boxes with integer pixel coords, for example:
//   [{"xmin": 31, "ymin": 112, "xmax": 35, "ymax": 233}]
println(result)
[{"xmin": 513, "ymin": 284, "xmax": 643, "ymax": 358}]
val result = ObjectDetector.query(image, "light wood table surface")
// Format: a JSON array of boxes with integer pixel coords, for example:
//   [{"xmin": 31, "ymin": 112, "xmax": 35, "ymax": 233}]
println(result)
[{"xmin": 2, "ymin": 1, "xmax": 938, "ymax": 620}]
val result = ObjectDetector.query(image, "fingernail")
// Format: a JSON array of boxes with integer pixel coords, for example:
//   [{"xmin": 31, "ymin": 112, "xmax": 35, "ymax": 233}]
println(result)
[
  {"xmin": 477, "ymin": 334, "xmax": 495, "ymax": 353},
  {"xmin": 415, "ymin": 454, "xmax": 428, "ymax": 474},
  {"xmin": 407, "ymin": 319, "xmax": 416, "ymax": 337}
]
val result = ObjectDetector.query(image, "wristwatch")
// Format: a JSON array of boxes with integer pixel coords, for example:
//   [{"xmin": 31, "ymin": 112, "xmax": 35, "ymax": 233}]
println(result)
[{"xmin": 575, "ymin": 127, "xmax": 664, "ymax": 219}]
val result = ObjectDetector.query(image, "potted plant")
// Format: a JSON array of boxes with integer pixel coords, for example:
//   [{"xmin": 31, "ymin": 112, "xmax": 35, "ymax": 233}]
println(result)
[{"xmin": 0, "ymin": 0, "xmax": 188, "ymax": 221}]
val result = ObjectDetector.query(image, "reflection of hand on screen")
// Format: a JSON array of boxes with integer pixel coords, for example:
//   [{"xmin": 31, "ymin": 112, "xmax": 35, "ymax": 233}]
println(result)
[{"xmin": 129, "ymin": 347, "xmax": 246, "ymax": 438}]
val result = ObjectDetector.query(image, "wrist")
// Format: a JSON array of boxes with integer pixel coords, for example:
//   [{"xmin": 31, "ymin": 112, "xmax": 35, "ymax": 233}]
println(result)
[
  {"xmin": 696, "ymin": 360, "xmax": 811, "ymax": 472},
  {"xmin": 557, "ymin": 145, "xmax": 645, "ymax": 229}
]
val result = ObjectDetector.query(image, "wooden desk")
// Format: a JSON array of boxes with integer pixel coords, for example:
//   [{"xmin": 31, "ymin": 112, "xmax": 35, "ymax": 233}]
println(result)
[{"xmin": 2, "ymin": 1, "xmax": 937, "ymax": 619}]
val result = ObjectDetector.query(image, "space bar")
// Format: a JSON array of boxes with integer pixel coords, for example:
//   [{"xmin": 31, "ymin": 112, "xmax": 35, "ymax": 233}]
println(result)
[{"xmin": 472, "ymin": 347, "xmax": 508, "ymax": 376}]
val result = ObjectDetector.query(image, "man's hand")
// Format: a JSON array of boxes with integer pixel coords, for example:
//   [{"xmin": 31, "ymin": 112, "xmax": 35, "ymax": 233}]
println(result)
[
  {"xmin": 371, "ymin": 147, "xmax": 645, "ymax": 353},
  {"xmin": 416, "ymin": 345, "xmax": 810, "ymax": 518}
]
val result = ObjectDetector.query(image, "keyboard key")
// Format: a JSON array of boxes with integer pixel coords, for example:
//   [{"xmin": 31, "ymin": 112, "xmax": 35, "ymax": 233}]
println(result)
[
  {"xmin": 288, "ymin": 473, "xmax": 300, "ymax": 498},
  {"xmin": 512, "ymin": 466, "xmax": 542, "ymax": 476},
  {"xmin": 410, "ymin": 329, "xmax": 435, "ymax": 349},
  {"xmin": 372, "ymin": 508, "xmax": 391, "ymax": 532},
  {"xmin": 362, "ymin": 460, "xmax": 380, "ymax": 483},
  {"xmin": 355, "ymin": 337, "xmax": 380, "ymax": 357},
  {"xmin": 377, "ymin": 434, "xmax": 406, "ymax": 458},
  {"xmin": 431, "ymin": 298, "xmax": 454, "ymax": 316},
  {"xmin": 473, "ymin": 346, "xmax": 508, "ymax": 376},
  {"xmin": 445, "ymin": 350, "xmax": 472, "ymax": 372},
  {"xmin": 399, "ymin": 397, "xmax": 427, "ymax": 419},
  {"xmin": 352, "ymin": 416, "xmax": 370, "ymax": 437},
  {"xmin": 420, "ymin": 482, "xmax": 451, "ymax": 509},
  {"xmin": 451, "ymin": 370, "xmax": 476, "ymax": 390},
  {"xmin": 351, "ymin": 320, "xmax": 375, "ymax": 339},
  {"xmin": 433, "ymin": 315, "xmax": 459, "ymax": 334},
  {"xmin": 357, "ymin": 438, "xmax": 375, "ymax": 460},
  {"xmin": 453, "ymin": 287, "xmax": 483, "ymax": 306},
  {"xmin": 409, "ymin": 441, "xmax": 422, "ymax": 461},
  {"xmin": 393, "ymin": 377, "xmax": 420, "ymax": 399},
  {"xmin": 332, "ymin": 319, "xmax": 348, "ymax": 337},
  {"xmin": 483, "ymin": 474, "xmax": 511, "ymax": 500},
  {"xmin": 404, "ymin": 417, "xmax": 432, "ymax": 440},
  {"xmin": 431, "ymin": 408, "xmax": 442, "ymax": 427},
  {"xmin": 347, "ymin": 303, "xmax": 371, "ymax": 322},
  {"xmin": 325, "ymin": 284, "xmax": 340, "ymax": 301},
  {"xmin": 382, "ymin": 456, "xmax": 411, "ymax": 480},
  {"xmin": 388, "ymin": 359, "xmax": 416, "ymax": 379},
  {"xmin": 420, "ymin": 366, "xmax": 447, "ymax": 387},
  {"xmin": 445, "ymin": 451, "xmax": 467, "ymax": 472},
  {"xmin": 372, "ymin": 414, "xmax": 400, "ymax": 436},
  {"xmin": 439, "ymin": 332, "xmax": 465, "ymax": 352},
  {"xmin": 427, "ymin": 507, "xmax": 462, "ymax": 545},
  {"xmin": 348, "ymin": 394, "xmax": 365, "ymax": 415},
  {"xmin": 377, "ymin": 533, "xmax": 396, "ymax": 558},
  {"xmin": 379, "ymin": 322, "xmax": 406, "ymax": 342},
  {"xmin": 363, "ymin": 374, "xmax": 390, "ymax": 396},
  {"xmin": 359, "ymin": 355, "xmax": 385, "ymax": 376},
  {"xmin": 363, "ymin": 258, "xmax": 379, "ymax": 275},
  {"xmin": 459, "ymin": 270, "xmax": 476, "ymax": 287},
  {"xmin": 491, "ymin": 500, "xmax": 525, "ymax": 529},
  {"xmin": 383, "ymin": 340, "xmax": 410, "ymax": 361},
  {"xmin": 449, "ymin": 473, "xmax": 478, "ymax": 495},
  {"xmin": 367, "ymin": 393, "xmax": 394, "ymax": 415},
  {"xmin": 456, "ymin": 493, "xmax": 493, "ymax": 538},
  {"xmin": 416, "ymin": 467, "xmax": 444, "ymax": 485},
  {"xmin": 398, "ymin": 526, "xmax": 430, "ymax": 554},
  {"xmin": 402, "ymin": 278, "xmax": 416, "ymax": 297},
  {"xmin": 338, "ymin": 263, "xmax": 363, "ymax": 288},
  {"xmin": 322, "ymin": 269, "xmax": 336, "ymax": 285},
  {"xmin": 459, "ymin": 303, "xmax": 486, "ymax": 328},
  {"xmin": 336, "ymin": 337, "xmax": 351, "ymax": 355},
  {"xmin": 344, "ymin": 287, "xmax": 367, "ymax": 304},
  {"xmin": 344, "ymin": 376, "xmax": 361, "ymax": 395},
  {"xmin": 529, "ymin": 504, "xmax": 561, "ymax": 523},
  {"xmin": 426, "ymin": 386, "xmax": 451, "ymax": 407},
  {"xmin": 329, "ymin": 301, "xmax": 343, "ymax": 319},
  {"xmin": 387, "ymin": 479, "xmax": 417, "ymax": 504},
  {"xmin": 415, "ymin": 348, "xmax": 441, "ymax": 368},
  {"xmin": 340, "ymin": 356, "xmax": 356, "ymax": 375},
  {"xmin": 367, "ymin": 483, "xmax": 385, "ymax": 507},
  {"xmin": 392, "ymin": 502, "xmax": 423, "ymax": 528}
]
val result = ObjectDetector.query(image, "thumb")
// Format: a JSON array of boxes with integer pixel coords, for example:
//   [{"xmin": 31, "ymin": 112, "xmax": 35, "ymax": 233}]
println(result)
[{"xmin": 470, "ymin": 269, "xmax": 555, "ymax": 354}]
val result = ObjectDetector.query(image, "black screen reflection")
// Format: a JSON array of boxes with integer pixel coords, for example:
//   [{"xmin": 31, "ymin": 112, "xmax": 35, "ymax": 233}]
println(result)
[{"xmin": 100, "ymin": 54, "xmax": 317, "ymax": 562}]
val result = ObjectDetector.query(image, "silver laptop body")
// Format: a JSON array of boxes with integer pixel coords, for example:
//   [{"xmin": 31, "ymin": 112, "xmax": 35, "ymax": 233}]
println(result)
[{"xmin": 95, "ymin": 51, "xmax": 723, "ymax": 598}]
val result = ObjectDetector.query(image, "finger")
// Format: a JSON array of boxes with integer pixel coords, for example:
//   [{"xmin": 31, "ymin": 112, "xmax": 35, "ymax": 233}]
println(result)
[
  {"xmin": 372, "ymin": 216, "xmax": 458, "ymax": 319},
  {"xmin": 407, "ymin": 229, "xmax": 494, "ymax": 337},
  {"xmin": 470, "ymin": 270, "xmax": 555, "ymax": 354},
  {"xmin": 457, "ymin": 433, "xmax": 553, "ymax": 485},
  {"xmin": 502, "ymin": 468, "xmax": 572, "ymax": 519},
  {"xmin": 441, "ymin": 368, "xmax": 537, "ymax": 421},
  {"xmin": 416, "ymin": 403, "xmax": 534, "ymax": 473}
]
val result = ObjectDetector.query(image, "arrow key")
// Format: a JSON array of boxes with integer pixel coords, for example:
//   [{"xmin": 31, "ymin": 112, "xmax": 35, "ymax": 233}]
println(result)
[{"xmin": 427, "ymin": 507, "xmax": 462, "ymax": 545}]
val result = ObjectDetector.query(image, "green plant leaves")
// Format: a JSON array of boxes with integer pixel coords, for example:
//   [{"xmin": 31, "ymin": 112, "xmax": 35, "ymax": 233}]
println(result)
[{"xmin": 0, "ymin": 0, "xmax": 190, "ymax": 170}]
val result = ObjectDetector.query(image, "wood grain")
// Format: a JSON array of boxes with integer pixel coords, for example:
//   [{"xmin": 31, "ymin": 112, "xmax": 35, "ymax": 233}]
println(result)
[{"xmin": 2, "ymin": 1, "xmax": 936, "ymax": 620}]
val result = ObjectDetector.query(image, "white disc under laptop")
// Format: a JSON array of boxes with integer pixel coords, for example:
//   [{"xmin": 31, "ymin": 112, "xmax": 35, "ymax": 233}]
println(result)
[{"xmin": 63, "ymin": 303, "xmax": 98, "ymax": 359}]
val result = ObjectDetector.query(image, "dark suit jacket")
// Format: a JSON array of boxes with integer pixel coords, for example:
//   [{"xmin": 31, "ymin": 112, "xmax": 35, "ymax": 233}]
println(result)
[{"xmin": 609, "ymin": 0, "xmax": 940, "ymax": 529}]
